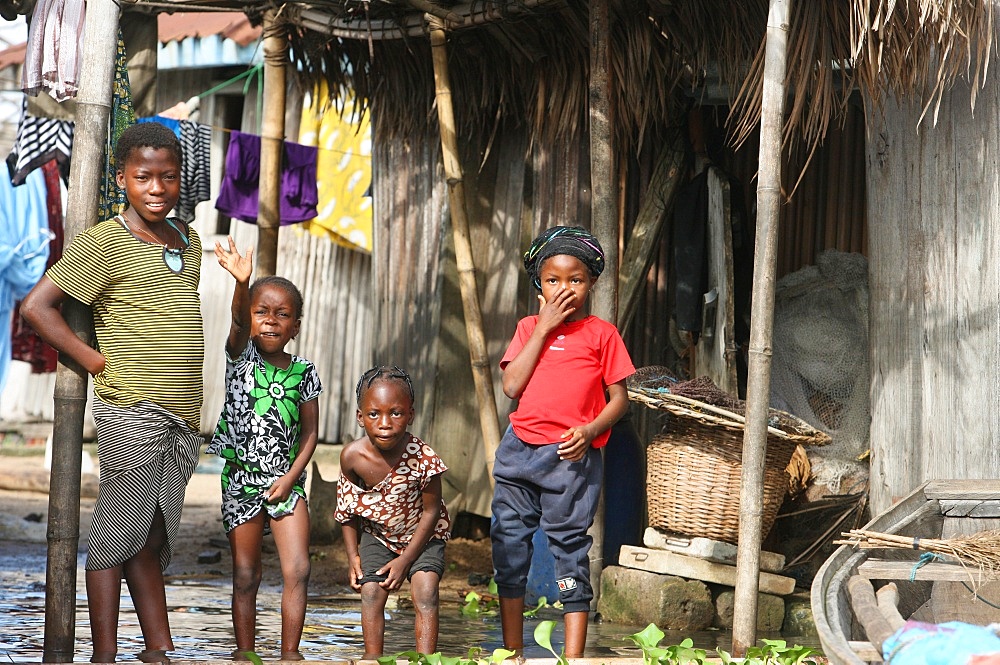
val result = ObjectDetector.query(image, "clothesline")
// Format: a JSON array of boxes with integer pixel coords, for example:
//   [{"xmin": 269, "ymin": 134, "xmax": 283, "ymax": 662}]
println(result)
[{"xmin": 199, "ymin": 120, "xmax": 372, "ymax": 161}]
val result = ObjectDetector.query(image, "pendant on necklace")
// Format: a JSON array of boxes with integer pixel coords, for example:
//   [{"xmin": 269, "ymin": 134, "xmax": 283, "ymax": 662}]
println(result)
[{"xmin": 163, "ymin": 247, "xmax": 185, "ymax": 273}]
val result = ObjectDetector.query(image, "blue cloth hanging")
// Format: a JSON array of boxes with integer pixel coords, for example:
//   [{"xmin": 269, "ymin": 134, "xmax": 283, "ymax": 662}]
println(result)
[{"xmin": 0, "ymin": 168, "xmax": 53, "ymax": 393}]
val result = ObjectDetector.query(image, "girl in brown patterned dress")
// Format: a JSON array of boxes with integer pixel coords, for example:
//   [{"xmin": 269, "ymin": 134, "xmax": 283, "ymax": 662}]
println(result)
[{"xmin": 335, "ymin": 366, "xmax": 451, "ymax": 658}]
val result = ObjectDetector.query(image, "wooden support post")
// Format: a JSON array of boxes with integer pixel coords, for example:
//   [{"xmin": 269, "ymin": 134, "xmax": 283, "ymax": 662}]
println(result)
[
  {"xmin": 427, "ymin": 16, "xmax": 502, "ymax": 479},
  {"xmin": 257, "ymin": 8, "xmax": 287, "ymax": 277},
  {"xmin": 616, "ymin": 136, "xmax": 686, "ymax": 334},
  {"xmin": 42, "ymin": 0, "xmax": 120, "ymax": 660},
  {"xmin": 588, "ymin": 0, "xmax": 616, "ymax": 605},
  {"xmin": 732, "ymin": 0, "xmax": 790, "ymax": 655}
]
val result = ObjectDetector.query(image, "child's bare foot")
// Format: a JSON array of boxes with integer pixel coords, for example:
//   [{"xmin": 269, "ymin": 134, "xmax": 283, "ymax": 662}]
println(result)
[
  {"xmin": 280, "ymin": 651, "xmax": 305, "ymax": 661},
  {"xmin": 91, "ymin": 652, "xmax": 117, "ymax": 663},
  {"xmin": 136, "ymin": 649, "xmax": 169, "ymax": 664},
  {"xmin": 231, "ymin": 650, "xmax": 253, "ymax": 662}
]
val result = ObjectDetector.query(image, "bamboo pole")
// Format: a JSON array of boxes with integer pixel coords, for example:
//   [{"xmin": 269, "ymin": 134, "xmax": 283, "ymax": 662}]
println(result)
[
  {"xmin": 588, "ymin": 0, "xmax": 616, "ymax": 606},
  {"xmin": 426, "ymin": 16, "xmax": 502, "ymax": 478},
  {"xmin": 256, "ymin": 8, "xmax": 287, "ymax": 278},
  {"xmin": 732, "ymin": 0, "xmax": 790, "ymax": 655},
  {"xmin": 42, "ymin": 0, "xmax": 120, "ymax": 660}
]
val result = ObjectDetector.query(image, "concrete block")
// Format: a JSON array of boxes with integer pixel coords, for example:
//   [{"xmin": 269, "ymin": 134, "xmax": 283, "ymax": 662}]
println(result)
[
  {"xmin": 643, "ymin": 528, "xmax": 785, "ymax": 573},
  {"xmin": 598, "ymin": 565, "xmax": 714, "ymax": 631},
  {"xmin": 712, "ymin": 588, "xmax": 785, "ymax": 632},
  {"xmin": 781, "ymin": 591, "xmax": 818, "ymax": 637},
  {"xmin": 619, "ymin": 545, "xmax": 796, "ymax": 595}
]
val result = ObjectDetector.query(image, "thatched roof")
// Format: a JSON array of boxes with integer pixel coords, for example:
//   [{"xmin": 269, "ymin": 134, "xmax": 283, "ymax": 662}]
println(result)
[
  {"xmin": 283, "ymin": 0, "xmax": 995, "ymax": 157},
  {"xmin": 4, "ymin": 0, "xmax": 994, "ymax": 154}
]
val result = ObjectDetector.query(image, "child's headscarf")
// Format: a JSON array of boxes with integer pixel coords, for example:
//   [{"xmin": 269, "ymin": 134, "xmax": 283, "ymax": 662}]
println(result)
[{"xmin": 523, "ymin": 226, "xmax": 605, "ymax": 290}]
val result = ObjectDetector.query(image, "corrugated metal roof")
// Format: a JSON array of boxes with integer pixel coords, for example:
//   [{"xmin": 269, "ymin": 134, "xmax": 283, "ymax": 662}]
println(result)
[
  {"xmin": 0, "ymin": 41, "xmax": 23, "ymax": 69},
  {"xmin": 0, "ymin": 12, "xmax": 260, "ymax": 69},
  {"xmin": 158, "ymin": 12, "xmax": 260, "ymax": 47}
]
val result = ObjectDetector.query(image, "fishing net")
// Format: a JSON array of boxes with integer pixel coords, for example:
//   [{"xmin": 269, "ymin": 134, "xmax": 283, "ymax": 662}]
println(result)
[
  {"xmin": 769, "ymin": 250, "xmax": 871, "ymax": 492},
  {"xmin": 628, "ymin": 368, "xmax": 820, "ymax": 436}
]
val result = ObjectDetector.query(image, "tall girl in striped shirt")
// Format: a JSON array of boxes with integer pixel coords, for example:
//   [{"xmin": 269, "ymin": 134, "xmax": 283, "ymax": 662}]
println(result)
[{"xmin": 22, "ymin": 122, "xmax": 204, "ymax": 664}]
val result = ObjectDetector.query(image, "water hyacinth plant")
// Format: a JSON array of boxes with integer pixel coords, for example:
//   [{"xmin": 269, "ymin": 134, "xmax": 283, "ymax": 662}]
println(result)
[
  {"xmin": 377, "ymin": 646, "xmax": 516, "ymax": 665},
  {"xmin": 626, "ymin": 623, "xmax": 822, "ymax": 665},
  {"xmin": 460, "ymin": 578, "xmax": 549, "ymax": 618}
]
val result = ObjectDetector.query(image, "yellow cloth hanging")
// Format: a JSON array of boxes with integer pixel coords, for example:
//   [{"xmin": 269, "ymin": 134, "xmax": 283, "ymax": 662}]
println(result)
[{"xmin": 298, "ymin": 81, "xmax": 372, "ymax": 252}]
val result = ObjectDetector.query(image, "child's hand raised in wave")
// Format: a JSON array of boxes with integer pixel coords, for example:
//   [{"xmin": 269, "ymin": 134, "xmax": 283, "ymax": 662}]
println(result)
[
  {"xmin": 215, "ymin": 235, "xmax": 253, "ymax": 283},
  {"xmin": 535, "ymin": 288, "xmax": 576, "ymax": 335}
]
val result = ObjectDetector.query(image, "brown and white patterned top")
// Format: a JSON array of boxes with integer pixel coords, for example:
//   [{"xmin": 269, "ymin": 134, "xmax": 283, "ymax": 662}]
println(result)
[{"xmin": 334, "ymin": 435, "xmax": 451, "ymax": 554}]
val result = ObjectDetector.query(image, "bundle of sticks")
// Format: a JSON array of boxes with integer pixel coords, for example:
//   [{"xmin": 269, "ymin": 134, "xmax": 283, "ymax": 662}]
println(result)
[{"xmin": 837, "ymin": 528, "xmax": 1000, "ymax": 578}]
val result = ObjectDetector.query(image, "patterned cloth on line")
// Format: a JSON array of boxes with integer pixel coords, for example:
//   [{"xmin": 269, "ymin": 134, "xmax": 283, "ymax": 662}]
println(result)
[
  {"xmin": 87, "ymin": 398, "xmax": 202, "ymax": 572},
  {"xmin": 6, "ymin": 98, "xmax": 74, "ymax": 185},
  {"xmin": 97, "ymin": 33, "xmax": 136, "ymax": 222}
]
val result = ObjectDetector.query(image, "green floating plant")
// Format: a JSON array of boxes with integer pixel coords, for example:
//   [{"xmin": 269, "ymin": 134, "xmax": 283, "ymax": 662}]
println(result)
[
  {"xmin": 461, "ymin": 589, "xmax": 498, "ymax": 616},
  {"xmin": 533, "ymin": 620, "xmax": 569, "ymax": 665},
  {"xmin": 243, "ymin": 651, "xmax": 265, "ymax": 665},
  {"xmin": 378, "ymin": 648, "xmax": 516, "ymax": 665},
  {"xmin": 460, "ymin": 578, "xmax": 548, "ymax": 618},
  {"xmin": 627, "ymin": 624, "xmax": 822, "ymax": 665},
  {"xmin": 626, "ymin": 623, "xmax": 672, "ymax": 665},
  {"xmin": 522, "ymin": 596, "xmax": 548, "ymax": 618},
  {"xmin": 738, "ymin": 639, "xmax": 820, "ymax": 665}
]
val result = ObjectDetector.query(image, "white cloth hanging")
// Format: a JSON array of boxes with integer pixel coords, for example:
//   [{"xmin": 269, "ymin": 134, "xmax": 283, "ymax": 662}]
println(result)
[{"xmin": 21, "ymin": 0, "xmax": 85, "ymax": 101}]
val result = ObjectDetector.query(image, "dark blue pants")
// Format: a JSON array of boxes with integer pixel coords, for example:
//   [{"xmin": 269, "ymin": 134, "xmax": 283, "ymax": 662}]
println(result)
[{"xmin": 490, "ymin": 427, "xmax": 603, "ymax": 613}]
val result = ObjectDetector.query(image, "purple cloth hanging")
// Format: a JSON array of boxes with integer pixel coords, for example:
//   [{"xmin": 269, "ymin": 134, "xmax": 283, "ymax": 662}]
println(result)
[{"xmin": 214, "ymin": 130, "xmax": 318, "ymax": 225}]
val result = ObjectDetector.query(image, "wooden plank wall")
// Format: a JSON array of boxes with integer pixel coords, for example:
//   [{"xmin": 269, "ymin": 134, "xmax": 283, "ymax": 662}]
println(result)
[
  {"xmin": 365, "ymin": 104, "xmax": 871, "ymax": 515},
  {"xmin": 621, "ymin": 105, "xmax": 869, "ymax": 446},
  {"xmin": 867, "ymin": 75, "xmax": 1000, "ymax": 515},
  {"xmin": 370, "ymin": 123, "xmax": 596, "ymax": 517},
  {"xmin": 371, "ymin": 131, "xmax": 448, "ymax": 435}
]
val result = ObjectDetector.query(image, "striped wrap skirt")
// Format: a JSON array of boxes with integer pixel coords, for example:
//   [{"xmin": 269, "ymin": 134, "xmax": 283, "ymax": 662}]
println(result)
[{"xmin": 88, "ymin": 399, "xmax": 202, "ymax": 572}]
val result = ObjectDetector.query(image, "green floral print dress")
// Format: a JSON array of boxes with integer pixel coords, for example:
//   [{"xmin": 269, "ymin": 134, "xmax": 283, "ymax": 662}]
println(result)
[{"xmin": 208, "ymin": 341, "xmax": 322, "ymax": 531}]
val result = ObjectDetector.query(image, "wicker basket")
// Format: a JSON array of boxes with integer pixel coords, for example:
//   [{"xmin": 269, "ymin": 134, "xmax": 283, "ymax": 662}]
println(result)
[{"xmin": 633, "ymin": 388, "xmax": 830, "ymax": 545}]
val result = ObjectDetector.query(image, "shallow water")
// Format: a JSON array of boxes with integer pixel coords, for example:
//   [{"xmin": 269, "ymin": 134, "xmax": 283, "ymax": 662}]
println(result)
[
  {"xmin": 0, "ymin": 571, "xmax": 646, "ymax": 662},
  {"xmin": 0, "ymin": 551, "xmax": 819, "ymax": 662}
]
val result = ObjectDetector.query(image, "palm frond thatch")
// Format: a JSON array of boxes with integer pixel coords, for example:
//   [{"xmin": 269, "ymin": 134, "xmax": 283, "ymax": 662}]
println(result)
[{"xmin": 275, "ymin": 0, "xmax": 994, "ymax": 180}]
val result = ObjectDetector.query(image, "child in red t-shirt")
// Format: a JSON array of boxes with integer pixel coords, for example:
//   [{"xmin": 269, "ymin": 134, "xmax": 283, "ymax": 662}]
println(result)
[{"xmin": 492, "ymin": 225, "xmax": 635, "ymax": 658}]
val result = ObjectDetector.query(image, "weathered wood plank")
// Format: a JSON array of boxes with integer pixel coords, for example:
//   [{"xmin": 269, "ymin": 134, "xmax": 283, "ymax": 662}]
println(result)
[
  {"xmin": 869, "ymin": 71, "xmax": 1000, "ymax": 515},
  {"xmin": 856, "ymin": 559, "xmax": 991, "ymax": 582},
  {"xmin": 642, "ymin": 528, "xmax": 785, "ymax": 572},
  {"xmin": 847, "ymin": 641, "xmax": 882, "ymax": 662},
  {"xmin": 616, "ymin": 136, "xmax": 685, "ymax": 334},
  {"xmin": 618, "ymin": 545, "xmax": 796, "ymax": 595},
  {"xmin": 940, "ymin": 500, "xmax": 1000, "ymax": 518},
  {"xmin": 866, "ymin": 93, "xmax": 926, "ymax": 515},
  {"xmin": 693, "ymin": 166, "xmax": 737, "ymax": 394},
  {"xmin": 924, "ymin": 481, "xmax": 1000, "ymax": 500},
  {"xmin": 931, "ymin": 580, "xmax": 1000, "ymax": 625}
]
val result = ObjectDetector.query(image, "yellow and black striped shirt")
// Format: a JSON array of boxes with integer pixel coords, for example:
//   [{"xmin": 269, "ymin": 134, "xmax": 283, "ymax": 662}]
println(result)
[{"xmin": 47, "ymin": 217, "xmax": 204, "ymax": 430}]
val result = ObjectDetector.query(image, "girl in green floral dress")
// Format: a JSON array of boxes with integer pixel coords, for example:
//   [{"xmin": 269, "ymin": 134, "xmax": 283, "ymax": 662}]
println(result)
[{"xmin": 208, "ymin": 237, "xmax": 322, "ymax": 661}]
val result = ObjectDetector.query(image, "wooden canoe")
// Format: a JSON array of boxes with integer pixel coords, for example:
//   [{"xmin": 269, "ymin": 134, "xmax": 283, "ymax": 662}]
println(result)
[{"xmin": 811, "ymin": 480, "xmax": 1000, "ymax": 664}]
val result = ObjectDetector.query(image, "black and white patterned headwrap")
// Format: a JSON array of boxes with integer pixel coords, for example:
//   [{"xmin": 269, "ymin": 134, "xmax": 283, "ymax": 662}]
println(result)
[{"xmin": 523, "ymin": 226, "xmax": 605, "ymax": 290}]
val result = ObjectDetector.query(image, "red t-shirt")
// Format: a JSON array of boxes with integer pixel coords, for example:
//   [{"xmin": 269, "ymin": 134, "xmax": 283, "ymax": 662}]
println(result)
[{"xmin": 500, "ymin": 315, "xmax": 635, "ymax": 448}]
